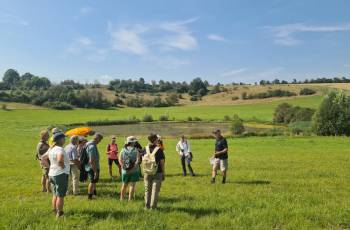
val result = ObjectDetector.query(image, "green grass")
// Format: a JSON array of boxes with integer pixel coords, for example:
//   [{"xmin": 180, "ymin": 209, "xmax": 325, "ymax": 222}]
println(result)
[{"xmin": 2, "ymin": 95, "xmax": 350, "ymax": 229}]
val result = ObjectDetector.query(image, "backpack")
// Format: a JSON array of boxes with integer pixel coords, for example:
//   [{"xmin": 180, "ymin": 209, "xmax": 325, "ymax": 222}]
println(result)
[
  {"xmin": 142, "ymin": 146, "xmax": 159, "ymax": 176},
  {"xmin": 121, "ymin": 147, "xmax": 136, "ymax": 171}
]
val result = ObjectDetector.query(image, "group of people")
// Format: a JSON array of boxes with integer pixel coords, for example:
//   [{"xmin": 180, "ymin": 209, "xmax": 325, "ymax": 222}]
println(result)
[{"xmin": 35, "ymin": 128, "xmax": 228, "ymax": 218}]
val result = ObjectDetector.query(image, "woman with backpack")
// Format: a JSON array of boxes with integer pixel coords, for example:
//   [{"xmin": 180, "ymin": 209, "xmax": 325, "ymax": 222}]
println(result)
[
  {"xmin": 119, "ymin": 136, "xmax": 140, "ymax": 201},
  {"xmin": 106, "ymin": 136, "xmax": 121, "ymax": 180},
  {"xmin": 142, "ymin": 133, "xmax": 165, "ymax": 210}
]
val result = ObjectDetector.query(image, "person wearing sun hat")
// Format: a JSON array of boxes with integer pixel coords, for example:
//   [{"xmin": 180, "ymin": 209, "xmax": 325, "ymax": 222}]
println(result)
[
  {"xmin": 41, "ymin": 132, "xmax": 70, "ymax": 218},
  {"xmin": 49, "ymin": 127, "xmax": 61, "ymax": 147},
  {"xmin": 119, "ymin": 136, "xmax": 140, "ymax": 201}
]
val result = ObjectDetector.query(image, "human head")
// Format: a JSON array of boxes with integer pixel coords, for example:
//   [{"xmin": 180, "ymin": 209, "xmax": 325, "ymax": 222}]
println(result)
[
  {"xmin": 148, "ymin": 133, "xmax": 158, "ymax": 145},
  {"xmin": 111, "ymin": 135, "xmax": 116, "ymax": 144},
  {"xmin": 181, "ymin": 135, "xmax": 186, "ymax": 141},
  {"xmin": 213, "ymin": 129, "xmax": 222, "ymax": 139},
  {"xmin": 93, "ymin": 133, "xmax": 103, "ymax": 144},
  {"xmin": 40, "ymin": 130, "xmax": 49, "ymax": 141},
  {"xmin": 125, "ymin": 136, "xmax": 138, "ymax": 146},
  {"xmin": 53, "ymin": 132, "xmax": 66, "ymax": 146},
  {"xmin": 78, "ymin": 136, "xmax": 87, "ymax": 145},
  {"xmin": 70, "ymin": 135, "xmax": 79, "ymax": 145},
  {"xmin": 51, "ymin": 127, "xmax": 60, "ymax": 135}
]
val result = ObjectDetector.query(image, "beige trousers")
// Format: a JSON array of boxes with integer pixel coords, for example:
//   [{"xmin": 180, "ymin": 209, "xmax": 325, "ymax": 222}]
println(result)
[
  {"xmin": 144, "ymin": 173, "xmax": 163, "ymax": 209},
  {"xmin": 68, "ymin": 164, "xmax": 80, "ymax": 195}
]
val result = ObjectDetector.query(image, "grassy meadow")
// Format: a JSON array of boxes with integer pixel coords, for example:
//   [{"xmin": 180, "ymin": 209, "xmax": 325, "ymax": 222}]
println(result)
[{"xmin": 0, "ymin": 95, "xmax": 350, "ymax": 229}]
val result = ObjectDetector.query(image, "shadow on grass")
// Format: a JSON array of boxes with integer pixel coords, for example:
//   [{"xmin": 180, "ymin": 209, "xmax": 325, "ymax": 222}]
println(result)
[
  {"xmin": 158, "ymin": 206, "xmax": 221, "ymax": 218},
  {"xmin": 69, "ymin": 209, "xmax": 134, "ymax": 219},
  {"xmin": 161, "ymin": 195, "xmax": 195, "ymax": 203},
  {"xmin": 166, "ymin": 173, "xmax": 210, "ymax": 178},
  {"xmin": 233, "ymin": 180, "xmax": 271, "ymax": 185}
]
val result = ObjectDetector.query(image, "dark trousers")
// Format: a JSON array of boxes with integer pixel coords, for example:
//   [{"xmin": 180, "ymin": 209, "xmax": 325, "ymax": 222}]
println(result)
[{"xmin": 181, "ymin": 155, "xmax": 194, "ymax": 176}]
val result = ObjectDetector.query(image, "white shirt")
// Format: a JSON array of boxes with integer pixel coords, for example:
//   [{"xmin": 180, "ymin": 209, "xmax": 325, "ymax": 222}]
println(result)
[
  {"xmin": 176, "ymin": 140, "xmax": 191, "ymax": 157},
  {"xmin": 47, "ymin": 146, "xmax": 70, "ymax": 176}
]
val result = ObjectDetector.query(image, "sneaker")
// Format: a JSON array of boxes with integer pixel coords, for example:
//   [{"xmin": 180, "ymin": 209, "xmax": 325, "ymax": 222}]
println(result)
[{"xmin": 222, "ymin": 177, "xmax": 226, "ymax": 184}]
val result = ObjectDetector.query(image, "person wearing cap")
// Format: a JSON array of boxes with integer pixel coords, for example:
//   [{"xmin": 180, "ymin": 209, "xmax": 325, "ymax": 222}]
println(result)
[
  {"xmin": 64, "ymin": 135, "xmax": 80, "ymax": 195},
  {"xmin": 106, "ymin": 136, "xmax": 121, "ymax": 180},
  {"xmin": 85, "ymin": 133, "xmax": 103, "ymax": 200},
  {"xmin": 36, "ymin": 130, "xmax": 51, "ymax": 192},
  {"xmin": 49, "ymin": 127, "xmax": 61, "ymax": 147},
  {"xmin": 41, "ymin": 132, "xmax": 70, "ymax": 218},
  {"xmin": 119, "ymin": 136, "xmax": 140, "ymax": 201},
  {"xmin": 211, "ymin": 129, "xmax": 228, "ymax": 184},
  {"xmin": 143, "ymin": 133, "xmax": 165, "ymax": 209},
  {"xmin": 176, "ymin": 135, "xmax": 195, "ymax": 177}
]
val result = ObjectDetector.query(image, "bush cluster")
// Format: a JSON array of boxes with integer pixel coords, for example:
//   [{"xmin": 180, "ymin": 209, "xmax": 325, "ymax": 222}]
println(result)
[
  {"xmin": 299, "ymin": 88, "xmax": 316, "ymax": 95},
  {"xmin": 273, "ymin": 103, "xmax": 315, "ymax": 124},
  {"xmin": 243, "ymin": 90, "xmax": 296, "ymax": 100}
]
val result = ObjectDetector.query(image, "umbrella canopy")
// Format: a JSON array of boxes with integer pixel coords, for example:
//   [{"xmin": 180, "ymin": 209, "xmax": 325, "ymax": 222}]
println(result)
[{"xmin": 65, "ymin": 127, "xmax": 92, "ymax": 137}]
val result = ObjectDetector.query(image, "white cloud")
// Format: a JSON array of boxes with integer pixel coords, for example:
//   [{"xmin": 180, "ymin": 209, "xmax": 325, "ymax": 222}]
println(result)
[
  {"xmin": 222, "ymin": 68, "xmax": 247, "ymax": 77},
  {"xmin": 86, "ymin": 49, "xmax": 107, "ymax": 62},
  {"xmin": 110, "ymin": 27, "xmax": 148, "ymax": 55},
  {"xmin": 264, "ymin": 23, "xmax": 350, "ymax": 46},
  {"xmin": 208, "ymin": 34, "xmax": 226, "ymax": 42},
  {"xmin": 0, "ymin": 13, "xmax": 29, "ymax": 26},
  {"xmin": 80, "ymin": 6, "xmax": 93, "ymax": 15},
  {"xmin": 159, "ymin": 17, "xmax": 198, "ymax": 50},
  {"xmin": 344, "ymin": 64, "xmax": 350, "ymax": 68}
]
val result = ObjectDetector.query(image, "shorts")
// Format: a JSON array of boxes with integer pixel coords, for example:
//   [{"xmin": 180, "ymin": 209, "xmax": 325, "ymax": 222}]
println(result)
[
  {"xmin": 121, "ymin": 167, "xmax": 140, "ymax": 183},
  {"xmin": 108, "ymin": 158, "xmax": 120, "ymax": 167},
  {"xmin": 213, "ymin": 158, "xmax": 228, "ymax": 171},
  {"xmin": 49, "ymin": 173, "xmax": 69, "ymax": 197},
  {"xmin": 87, "ymin": 169, "xmax": 100, "ymax": 183}
]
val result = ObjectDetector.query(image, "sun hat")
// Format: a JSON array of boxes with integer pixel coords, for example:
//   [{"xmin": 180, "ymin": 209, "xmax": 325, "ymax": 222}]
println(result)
[
  {"xmin": 52, "ymin": 127, "xmax": 61, "ymax": 134},
  {"xmin": 126, "ymin": 136, "xmax": 138, "ymax": 144}
]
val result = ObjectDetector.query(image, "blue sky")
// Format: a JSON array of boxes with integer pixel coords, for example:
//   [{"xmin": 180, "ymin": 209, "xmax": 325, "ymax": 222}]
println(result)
[{"xmin": 0, "ymin": 0, "xmax": 350, "ymax": 84}]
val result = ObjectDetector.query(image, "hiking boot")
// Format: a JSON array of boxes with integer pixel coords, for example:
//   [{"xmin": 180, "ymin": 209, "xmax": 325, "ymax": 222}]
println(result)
[
  {"xmin": 93, "ymin": 189, "xmax": 97, "ymax": 196},
  {"xmin": 88, "ymin": 194, "xmax": 93, "ymax": 200},
  {"xmin": 222, "ymin": 177, "xmax": 226, "ymax": 184},
  {"xmin": 56, "ymin": 211, "xmax": 64, "ymax": 218},
  {"xmin": 211, "ymin": 178, "xmax": 215, "ymax": 184}
]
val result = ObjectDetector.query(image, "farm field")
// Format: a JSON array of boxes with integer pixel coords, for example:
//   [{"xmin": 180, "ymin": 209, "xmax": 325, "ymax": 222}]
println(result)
[{"xmin": 0, "ymin": 96, "xmax": 349, "ymax": 229}]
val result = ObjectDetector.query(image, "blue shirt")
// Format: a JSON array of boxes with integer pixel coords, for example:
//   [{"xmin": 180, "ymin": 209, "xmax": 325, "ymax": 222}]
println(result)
[{"xmin": 85, "ymin": 141, "xmax": 100, "ymax": 171}]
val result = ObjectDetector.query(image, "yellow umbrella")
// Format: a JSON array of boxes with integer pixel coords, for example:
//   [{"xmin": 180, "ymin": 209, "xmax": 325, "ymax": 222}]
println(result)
[{"xmin": 65, "ymin": 127, "xmax": 92, "ymax": 137}]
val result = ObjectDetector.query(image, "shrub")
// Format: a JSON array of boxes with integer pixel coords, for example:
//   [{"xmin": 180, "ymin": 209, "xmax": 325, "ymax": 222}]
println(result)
[
  {"xmin": 192, "ymin": 117, "xmax": 202, "ymax": 121},
  {"xmin": 159, "ymin": 114, "xmax": 169, "ymax": 121},
  {"xmin": 313, "ymin": 91, "xmax": 350, "ymax": 136},
  {"xmin": 289, "ymin": 121, "xmax": 312, "ymax": 135},
  {"xmin": 143, "ymin": 114, "xmax": 154, "ymax": 122},
  {"xmin": 231, "ymin": 115, "xmax": 245, "ymax": 135},
  {"xmin": 273, "ymin": 103, "xmax": 315, "ymax": 124},
  {"xmin": 43, "ymin": 101, "xmax": 73, "ymax": 110},
  {"xmin": 300, "ymin": 88, "xmax": 316, "ymax": 95},
  {"xmin": 246, "ymin": 90, "xmax": 296, "ymax": 100},
  {"xmin": 1, "ymin": 104, "xmax": 7, "ymax": 110},
  {"xmin": 86, "ymin": 119, "xmax": 139, "ymax": 126},
  {"xmin": 190, "ymin": 95, "xmax": 199, "ymax": 101},
  {"xmin": 223, "ymin": 115, "xmax": 231, "ymax": 121},
  {"xmin": 187, "ymin": 116, "xmax": 193, "ymax": 121},
  {"xmin": 231, "ymin": 96, "xmax": 239, "ymax": 101}
]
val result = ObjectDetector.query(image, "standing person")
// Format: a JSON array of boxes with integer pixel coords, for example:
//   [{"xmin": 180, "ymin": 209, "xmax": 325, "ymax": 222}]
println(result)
[
  {"xmin": 49, "ymin": 127, "xmax": 61, "ymax": 147},
  {"xmin": 65, "ymin": 135, "xmax": 80, "ymax": 195},
  {"xmin": 41, "ymin": 132, "xmax": 70, "ymax": 218},
  {"xmin": 77, "ymin": 136, "xmax": 88, "ymax": 182},
  {"xmin": 176, "ymin": 135, "xmax": 195, "ymax": 177},
  {"xmin": 85, "ymin": 133, "xmax": 103, "ymax": 200},
  {"xmin": 134, "ymin": 140, "xmax": 143, "ymax": 178},
  {"xmin": 142, "ymin": 133, "xmax": 165, "ymax": 210},
  {"xmin": 36, "ymin": 130, "xmax": 51, "ymax": 192},
  {"xmin": 211, "ymin": 129, "xmax": 228, "ymax": 184},
  {"xmin": 119, "ymin": 136, "xmax": 140, "ymax": 201},
  {"xmin": 106, "ymin": 136, "xmax": 121, "ymax": 180}
]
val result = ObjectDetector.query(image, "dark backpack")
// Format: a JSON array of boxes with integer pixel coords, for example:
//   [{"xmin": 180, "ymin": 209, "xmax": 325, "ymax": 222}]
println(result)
[
  {"xmin": 79, "ymin": 143, "xmax": 93, "ymax": 182},
  {"xmin": 122, "ymin": 147, "xmax": 136, "ymax": 171}
]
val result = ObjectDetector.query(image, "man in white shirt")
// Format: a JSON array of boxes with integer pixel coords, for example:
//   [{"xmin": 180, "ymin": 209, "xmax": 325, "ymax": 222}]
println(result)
[
  {"xmin": 65, "ymin": 135, "xmax": 80, "ymax": 195},
  {"xmin": 176, "ymin": 135, "xmax": 195, "ymax": 177}
]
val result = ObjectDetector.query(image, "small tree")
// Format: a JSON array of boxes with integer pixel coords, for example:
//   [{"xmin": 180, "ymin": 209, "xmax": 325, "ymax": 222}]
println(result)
[
  {"xmin": 231, "ymin": 115, "xmax": 245, "ymax": 135},
  {"xmin": 313, "ymin": 91, "xmax": 350, "ymax": 136},
  {"xmin": 143, "ymin": 114, "xmax": 154, "ymax": 122}
]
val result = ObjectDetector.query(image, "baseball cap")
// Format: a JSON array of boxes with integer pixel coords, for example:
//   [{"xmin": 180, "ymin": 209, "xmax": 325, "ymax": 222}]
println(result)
[{"xmin": 53, "ymin": 132, "xmax": 66, "ymax": 142}]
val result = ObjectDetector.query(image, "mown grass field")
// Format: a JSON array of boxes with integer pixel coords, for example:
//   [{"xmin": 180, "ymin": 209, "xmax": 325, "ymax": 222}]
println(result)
[{"xmin": 0, "ymin": 96, "xmax": 349, "ymax": 229}]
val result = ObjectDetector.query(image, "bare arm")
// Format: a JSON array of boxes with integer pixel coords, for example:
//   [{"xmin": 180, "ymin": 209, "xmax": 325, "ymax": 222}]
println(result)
[
  {"xmin": 57, "ymin": 153, "xmax": 64, "ymax": 169},
  {"xmin": 215, "ymin": 148, "xmax": 228, "ymax": 157}
]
